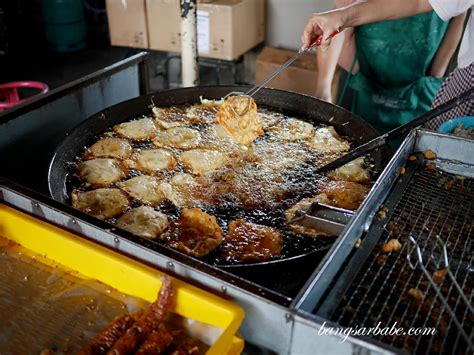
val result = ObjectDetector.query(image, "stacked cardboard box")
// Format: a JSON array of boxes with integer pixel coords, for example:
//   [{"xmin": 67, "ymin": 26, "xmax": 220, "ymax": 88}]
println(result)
[
  {"xmin": 106, "ymin": 0, "xmax": 265, "ymax": 61},
  {"xmin": 255, "ymin": 47, "xmax": 339, "ymax": 99}
]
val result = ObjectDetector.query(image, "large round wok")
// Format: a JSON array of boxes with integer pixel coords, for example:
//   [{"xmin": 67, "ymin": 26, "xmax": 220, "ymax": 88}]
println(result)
[{"xmin": 48, "ymin": 85, "xmax": 392, "ymax": 268}]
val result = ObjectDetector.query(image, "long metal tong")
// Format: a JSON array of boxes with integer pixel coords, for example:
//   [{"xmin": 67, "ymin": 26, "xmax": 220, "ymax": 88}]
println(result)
[
  {"xmin": 316, "ymin": 87, "xmax": 474, "ymax": 174},
  {"xmin": 408, "ymin": 235, "xmax": 473, "ymax": 350},
  {"xmin": 224, "ymin": 29, "xmax": 342, "ymax": 111}
]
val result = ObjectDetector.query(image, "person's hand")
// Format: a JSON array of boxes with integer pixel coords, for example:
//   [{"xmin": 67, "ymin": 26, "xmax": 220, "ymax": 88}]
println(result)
[
  {"xmin": 315, "ymin": 87, "xmax": 333, "ymax": 103},
  {"xmin": 301, "ymin": 10, "xmax": 346, "ymax": 49}
]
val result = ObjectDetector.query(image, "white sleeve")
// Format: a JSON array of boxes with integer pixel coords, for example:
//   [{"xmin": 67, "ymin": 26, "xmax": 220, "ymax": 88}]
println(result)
[{"xmin": 428, "ymin": 0, "xmax": 474, "ymax": 21}]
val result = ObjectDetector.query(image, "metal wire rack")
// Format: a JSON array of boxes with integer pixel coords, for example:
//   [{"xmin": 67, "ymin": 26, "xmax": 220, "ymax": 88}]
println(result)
[{"xmin": 330, "ymin": 163, "xmax": 473, "ymax": 354}]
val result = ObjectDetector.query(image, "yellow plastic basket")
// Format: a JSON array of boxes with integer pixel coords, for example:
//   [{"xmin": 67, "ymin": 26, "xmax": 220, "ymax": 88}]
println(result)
[{"xmin": 0, "ymin": 204, "xmax": 244, "ymax": 354}]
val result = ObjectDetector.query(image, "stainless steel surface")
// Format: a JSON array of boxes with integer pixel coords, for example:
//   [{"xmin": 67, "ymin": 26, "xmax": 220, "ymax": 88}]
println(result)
[
  {"xmin": 293, "ymin": 130, "xmax": 416, "ymax": 311},
  {"xmin": 289, "ymin": 203, "xmax": 354, "ymax": 236},
  {"xmin": 0, "ymin": 52, "xmax": 148, "ymax": 194},
  {"xmin": 408, "ymin": 235, "xmax": 473, "ymax": 349},
  {"xmin": 295, "ymin": 129, "xmax": 474, "ymax": 354}
]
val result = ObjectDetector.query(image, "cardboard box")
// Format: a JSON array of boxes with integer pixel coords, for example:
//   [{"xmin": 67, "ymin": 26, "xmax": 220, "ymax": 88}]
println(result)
[
  {"xmin": 255, "ymin": 47, "xmax": 339, "ymax": 99},
  {"xmin": 147, "ymin": 0, "xmax": 266, "ymax": 60},
  {"xmin": 106, "ymin": 0, "xmax": 149, "ymax": 48}
]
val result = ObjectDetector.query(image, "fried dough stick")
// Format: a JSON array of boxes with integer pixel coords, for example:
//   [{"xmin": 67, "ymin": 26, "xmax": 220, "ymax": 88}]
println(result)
[
  {"xmin": 135, "ymin": 324, "xmax": 174, "ymax": 355},
  {"xmin": 108, "ymin": 278, "xmax": 175, "ymax": 354},
  {"xmin": 80, "ymin": 313, "xmax": 140, "ymax": 355}
]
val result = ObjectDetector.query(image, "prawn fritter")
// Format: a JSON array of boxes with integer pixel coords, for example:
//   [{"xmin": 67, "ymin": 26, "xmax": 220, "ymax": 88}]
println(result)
[
  {"xmin": 216, "ymin": 96, "xmax": 264, "ymax": 146},
  {"xmin": 125, "ymin": 148, "xmax": 177, "ymax": 174},
  {"xmin": 221, "ymin": 167, "xmax": 290, "ymax": 209},
  {"xmin": 152, "ymin": 106, "xmax": 189, "ymax": 129},
  {"xmin": 77, "ymin": 158, "xmax": 125, "ymax": 187},
  {"xmin": 113, "ymin": 118, "xmax": 157, "ymax": 141},
  {"xmin": 259, "ymin": 109, "xmax": 284, "ymax": 129},
  {"xmin": 285, "ymin": 197, "xmax": 333, "ymax": 237},
  {"xmin": 180, "ymin": 149, "xmax": 228, "ymax": 175},
  {"xmin": 116, "ymin": 206, "xmax": 169, "ymax": 239},
  {"xmin": 268, "ymin": 118, "xmax": 315, "ymax": 142},
  {"xmin": 153, "ymin": 127, "xmax": 201, "ymax": 149},
  {"xmin": 170, "ymin": 208, "xmax": 223, "ymax": 257},
  {"xmin": 118, "ymin": 175, "xmax": 166, "ymax": 206},
  {"xmin": 308, "ymin": 126, "xmax": 350, "ymax": 153},
  {"xmin": 185, "ymin": 98, "xmax": 223, "ymax": 124},
  {"xmin": 221, "ymin": 219, "xmax": 283, "ymax": 262},
  {"xmin": 85, "ymin": 137, "xmax": 132, "ymax": 160},
  {"xmin": 328, "ymin": 157, "xmax": 370, "ymax": 183},
  {"xmin": 317, "ymin": 181, "xmax": 369, "ymax": 210},
  {"xmin": 161, "ymin": 173, "xmax": 224, "ymax": 207},
  {"xmin": 251, "ymin": 140, "xmax": 308, "ymax": 171},
  {"xmin": 71, "ymin": 188, "xmax": 129, "ymax": 220}
]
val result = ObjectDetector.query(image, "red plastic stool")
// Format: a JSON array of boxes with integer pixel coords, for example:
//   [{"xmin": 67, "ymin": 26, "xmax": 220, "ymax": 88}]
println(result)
[{"xmin": 0, "ymin": 81, "xmax": 49, "ymax": 111}]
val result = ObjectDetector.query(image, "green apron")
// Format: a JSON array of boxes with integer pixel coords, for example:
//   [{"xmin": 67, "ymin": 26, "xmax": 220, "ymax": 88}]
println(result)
[{"xmin": 349, "ymin": 13, "xmax": 449, "ymax": 133}]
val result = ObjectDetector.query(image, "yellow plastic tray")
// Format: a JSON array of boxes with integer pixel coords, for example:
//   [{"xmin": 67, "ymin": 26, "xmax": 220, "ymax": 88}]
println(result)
[{"xmin": 0, "ymin": 204, "xmax": 244, "ymax": 354}]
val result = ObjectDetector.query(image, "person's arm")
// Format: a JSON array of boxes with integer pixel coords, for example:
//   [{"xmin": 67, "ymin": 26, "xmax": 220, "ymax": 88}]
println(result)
[
  {"xmin": 302, "ymin": 0, "xmax": 433, "ymax": 48},
  {"xmin": 315, "ymin": 0, "xmax": 356, "ymax": 103},
  {"xmin": 428, "ymin": 12, "xmax": 467, "ymax": 78}
]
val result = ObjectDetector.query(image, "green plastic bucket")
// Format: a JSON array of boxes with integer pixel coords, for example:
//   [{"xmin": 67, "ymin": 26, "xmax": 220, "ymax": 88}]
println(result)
[{"xmin": 41, "ymin": 0, "xmax": 87, "ymax": 52}]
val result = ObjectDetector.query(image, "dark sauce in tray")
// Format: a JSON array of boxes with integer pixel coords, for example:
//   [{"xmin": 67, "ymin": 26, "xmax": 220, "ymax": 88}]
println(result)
[{"xmin": 66, "ymin": 104, "xmax": 372, "ymax": 266}]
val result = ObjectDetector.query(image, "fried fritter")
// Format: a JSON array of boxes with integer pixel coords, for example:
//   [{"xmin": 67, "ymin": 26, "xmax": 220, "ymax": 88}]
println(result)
[
  {"xmin": 180, "ymin": 149, "xmax": 228, "ymax": 175},
  {"xmin": 170, "ymin": 208, "xmax": 223, "ymax": 258},
  {"xmin": 85, "ymin": 138, "xmax": 132, "ymax": 160},
  {"xmin": 268, "ymin": 118, "xmax": 315, "ymax": 142},
  {"xmin": 77, "ymin": 158, "xmax": 125, "ymax": 188},
  {"xmin": 153, "ymin": 127, "xmax": 201, "ymax": 150},
  {"xmin": 71, "ymin": 188, "xmax": 129, "ymax": 220},
  {"xmin": 221, "ymin": 219, "xmax": 283, "ymax": 262},
  {"xmin": 113, "ymin": 118, "xmax": 157, "ymax": 141},
  {"xmin": 153, "ymin": 106, "xmax": 189, "ymax": 129},
  {"xmin": 185, "ymin": 98, "xmax": 223, "ymax": 124},
  {"xmin": 328, "ymin": 157, "xmax": 370, "ymax": 183},
  {"xmin": 216, "ymin": 96, "xmax": 263, "ymax": 145},
  {"xmin": 118, "ymin": 175, "xmax": 166, "ymax": 206},
  {"xmin": 125, "ymin": 148, "xmax": 177, "ymax": 175},
  {"xmin": 284, "ymin": 197, "xmax": 333, "ymax": 238},
  {"xmin": 116, "ymin": 206, "xmax": 169, "ymax": 239},
  {"xmin": 317, "ymin": 180, "xmax": 369, "ymax": 210},
  {"xmin": 308, "ymin": 126, "xmax": 350, "ymax": 153}
]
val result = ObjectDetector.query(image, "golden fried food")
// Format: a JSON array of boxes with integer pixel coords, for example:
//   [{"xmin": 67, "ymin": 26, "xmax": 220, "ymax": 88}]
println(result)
[
  {"xmin": 153, "ymin": 106, "xmax": 189, "ymax": 129},
  {"xmin": 180, "ymin": 149, "xmax": 228, "ymax": 175},
  {"xmin": 116, "ymin": 206, "xmax": 169, "ymax": 239},
  {"xmin": 114, "ymin": 118, "xmax": 157, "ymax": 141},
  {"xmin": 160, "ymin": 173, "xmax": 225, "ymax": 208},
  {"xmin": 77, "ymin": 158, "xmax": 126, "ymax": 188},
  {"xmin": 85, "ymin": 138, "xmax": 132, "ymax": 160},
  {"xmin": 328, "ymin": 157, "xmax": 370, "ymax": 183},
  {"xmin": 423, "ymin": 150, "xmax": 437, "ymax": 160},
  {"xmin": 316, "ymin": 180, "xmax": 370, "ymax": 210},
  {"xmin": 221, "ymin": 219, "xmax": 283, "ymax": 262},
  {"xmin": 125, "ymin": 149, "xmax": 177, "ymax": 175},
  {"xmin": 284, "ymin": 197, "xmax": 333, "ymax": 237},
  {"xmin": 381, "ymin": 239, "xmax": 402, "ymax": 253},
  {"xmin": 268, "ymin": 117, "xmax": 315, "ymax": 142},
  {"xmin": 216, "ymin": 96, "xmax": 263, "ymax": 146},
  {"xmin": 258, "ymin": 109, "xmax": 284, "ymax": 129},
  {"xmin": 153, "ymin": 127, "xmax": 201, "ymax": 150},
  {"xmin": 71, "ymin": 188, "xmax": 129, "ymax": 220},
  {"xmin": 79, "ymin": 313, "xmax": 138, "ymax": 354},
  {"xmin": 109, "ymin": 278, "xmax": 175, "ymax": 354},
  {"xmin": 185, "ymin": 98, "xmax": 223, "ymax": 124},
  {"xmin": 119, "ymin": 175, "xmax": 166, "ymax": 206},
  {"xmin": 308, "ymin": 126, "xmax": 350, "ymax": 153},
  {"xmin": 171, "ymin": 208, "xmax": 223, "ymax": 258},
  {"xmin": 251, "ymin": 140, "xmax": 308, "ymax": 171},
  {"xmin": 135, "ymin": 324, "xmax": 174, "ymax": 355}
]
